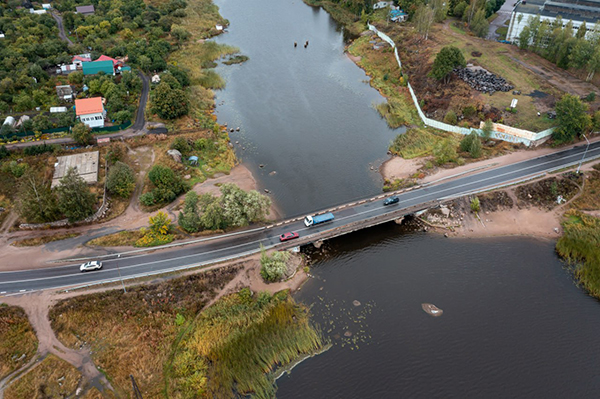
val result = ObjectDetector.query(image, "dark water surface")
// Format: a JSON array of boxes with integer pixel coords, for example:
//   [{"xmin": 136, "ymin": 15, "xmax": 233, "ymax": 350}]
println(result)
[
  {"xmin": 276, "ymin": 224, "xmax": 600, "ymax": 398},
  {"xmin": 213, "ymin": 0, "xmax": 399, "ymax": 218}
]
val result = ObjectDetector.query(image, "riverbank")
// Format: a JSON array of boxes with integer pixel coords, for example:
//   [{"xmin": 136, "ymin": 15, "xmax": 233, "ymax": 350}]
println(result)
[{"xmin": 0, "ymin": 252, "xmax": 312, "ymax": 397}]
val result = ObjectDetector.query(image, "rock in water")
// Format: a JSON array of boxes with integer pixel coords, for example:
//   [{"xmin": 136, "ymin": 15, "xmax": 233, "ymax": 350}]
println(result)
[
  {"xmin": 422, "ymin": 303, "xmax": 443, "ymax": 317},
  {"xmin": 353, "ymin": 300, "xmax": 361, "ymax": 307}
]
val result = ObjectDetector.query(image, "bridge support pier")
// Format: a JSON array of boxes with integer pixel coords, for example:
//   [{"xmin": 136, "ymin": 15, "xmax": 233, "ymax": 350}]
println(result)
[
  {"xmin": 394, "ymin": 217, "xmax": 405, "ymax": 225},
  {"xmin": 313, "ymin": 240, "xmax": 324, "ymax": 249}
]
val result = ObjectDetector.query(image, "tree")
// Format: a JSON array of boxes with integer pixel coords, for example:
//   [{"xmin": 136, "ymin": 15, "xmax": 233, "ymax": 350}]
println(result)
[
  {"xmin": 259, "ymin": 245, "xmax": 291, "ymax": 282},
  {"xmin": 553, "ymin": 94, "xmax": 591, "ymax": 144},
  {"xmin": 149, "ymin": 211, "xmax": 172, "ymax": 235},
  {"xmin": 107, "ymin": 161, "xmax": 135, "ymax": 198},
  {"xmin": 432, "ymin": 0, "xmax": 448, "ymax": 22},
  {"xmin": 220, "ymin": 183, "xmax": 271, "ymax": 227},
  {"xmin": 16, "ymin": 175, "xmax": 60, "ymax": 223},
  {"xmin": 430, "ymin": 46, "xmax": 466, "ymax": 83},
  {"xmin": 453, "ymin": 1, "xmax": 468, "ymax": 17},
  {"xmin": 481, "ymin": 119, "xmax": 493, "ymax": 140},
  {"xmin": 576, "ymin": 21, "xmax": 587, "ymax": 39},
  {"xmin": 414, "ymin": 5, "xmax": 435, "ymax": 40},
  {"xmin": 71, "ymin": 122, "xmax": 93, "ymax": 145},
  {"xmin": 56, "ymin": 167, "xmax": 96, "ymax": 223},
  {"xmin": 147, "ymin": 165, "xmax": 186, "ymax": 203},
  {"xmin": 470, "ymin": 196, "xmax": 480, "ymax": 212},
  {"xmin": 178, "ymin": 191, "xmax": 202, "ymax": 233},
  {"xmin": 151, "ymin": 82, "xmax": 189, "ymax": 119},
  {"xmin": 433, "ymin": 138, "xmax": 458, "ymax": 164},
  {"xmin": 460, "ymin": 131, "xmax": 482, "ymax": 158},
  {"xmin": 470, "ymin": 9, "xmax": 489, "ymax": 38}
]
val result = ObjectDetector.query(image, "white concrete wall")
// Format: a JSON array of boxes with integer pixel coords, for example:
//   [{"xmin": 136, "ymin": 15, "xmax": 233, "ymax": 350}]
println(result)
[{"xmin": 79, "ymin": 112, "xmax": 104, "ymax": 128}]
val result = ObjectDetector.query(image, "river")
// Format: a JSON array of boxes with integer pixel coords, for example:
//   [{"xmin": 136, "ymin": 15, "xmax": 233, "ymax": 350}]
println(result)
[
  {"xmin": 277, "ymin": 224, "xmax": 600, "ymax": 397},
  {"xmin": 213, "ymin": 0, "xmax": 399, "ymax": 218},
  {"xmin": 209, "ymin": 1, "xmax": 600, "ymax": 397}
]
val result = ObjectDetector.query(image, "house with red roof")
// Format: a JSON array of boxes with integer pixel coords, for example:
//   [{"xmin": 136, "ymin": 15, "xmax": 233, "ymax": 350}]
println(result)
[
  {"xmin": 95, "ymin": 55, "xmax": 122, "ymax": 67},
  {"xmin": 72, "ymin": 53, "xmax": 92, "ymax": 68},
  {"xmin": 75, "ymin": 97, "xmax": 106, "ymax": 128}
]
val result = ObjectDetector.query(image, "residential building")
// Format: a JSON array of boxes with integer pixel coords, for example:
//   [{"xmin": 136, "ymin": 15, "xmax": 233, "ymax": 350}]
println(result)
[
  {"xmin": 82, "ymin": 60, "xmax": 115, "ymax": 76},
  {"xmin": 76, "ymin": 5, "xmax": 95, "ymax": 16},
  {"xmin": 390, "ymin": 9, "xmax": 408, "ymax": 22},
  {"xmin": 95, "ymin": 55, "xmax": 122, "ymax": 67},
  {"xmin": 75, "ymin": 97, "xmax": 106, "ymax": 128},
  {"xmin": 72, "ymin": 53, "xmax": 92, "ymax": 68},
  {"xmin": 42, "ymin": 3, "xmax": 51, "ymax": 9},
  {"xmin": 374, "ymin": 1, "xmax": 393, "ymax": 9},
  {"xmin": 56, "ymin": 85, "xmax": 73, "ymax": 101},
  {"xmin": 507, "ymin": 0, "xmax": 600, "ymax": 43}
]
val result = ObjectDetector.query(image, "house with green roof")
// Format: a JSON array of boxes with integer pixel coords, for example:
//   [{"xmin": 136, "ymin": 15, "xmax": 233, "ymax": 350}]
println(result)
[{"xmin": 82, "ymin": 60, "xmax": 115, "ymax": 76}]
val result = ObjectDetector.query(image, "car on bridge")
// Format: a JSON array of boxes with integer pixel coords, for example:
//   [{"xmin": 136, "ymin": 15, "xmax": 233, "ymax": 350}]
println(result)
[
  {"xmin": 383, "ymin": 196, "xmax": 399, "ymax": 205},
  {"xmin": 279, "ymin": 232, "xmax": 299, "ymax": 242},
  {"xmin": 80, "ymin": 260, "xmax": 103, "ymax": 272}
]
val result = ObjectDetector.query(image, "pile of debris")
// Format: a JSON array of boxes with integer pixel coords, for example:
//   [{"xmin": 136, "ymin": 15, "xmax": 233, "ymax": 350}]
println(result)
[{"xmin": 453, "ymin": 67, "xmax": 514, "ymax": 95}]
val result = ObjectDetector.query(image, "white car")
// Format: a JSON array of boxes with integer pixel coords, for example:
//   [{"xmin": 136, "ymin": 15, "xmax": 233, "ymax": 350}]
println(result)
[{"xmin": 80, "ymin": 260, "xmax": 103, "ymax": 272}]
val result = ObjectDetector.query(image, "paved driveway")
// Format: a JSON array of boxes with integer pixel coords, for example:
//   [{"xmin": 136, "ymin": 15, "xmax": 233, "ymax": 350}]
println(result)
[{"xmin": 488, "ymin": 1, "xmax": 515, "ymax": 40}]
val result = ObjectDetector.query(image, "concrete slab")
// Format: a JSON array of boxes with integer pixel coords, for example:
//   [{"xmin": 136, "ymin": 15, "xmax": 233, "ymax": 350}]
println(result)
[{"xmin": 52, "ymin": 151, "xmax": 99, "ymax": 188}]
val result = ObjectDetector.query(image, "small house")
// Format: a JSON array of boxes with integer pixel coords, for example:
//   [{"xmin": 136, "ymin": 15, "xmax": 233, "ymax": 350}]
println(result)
[
  {"xmin": 75, "ymin": 97, "xmax": 106, "ymax": 128},
  {"xmin": 56, "ymin": 85, "xmax": 73, "ymax": 101},
  {"xmin": 42, "ymin": 3, "xmax": 51, "ymax": 9},
  {"xmin": 72, "ymin": 53, "xmax": 92, "ymax": 68},
  {"xmin": 82, "ymin": 60, "xmax": 115, "ymax": 76},
  {"xmin": 76, "ymin": 5, "xmax": 95, "ymax": 16},
  {"xmin": 390, "ymin": 9, "xmax": 408, "ymax": 22},
  {"xmin": 95, "ymin": 55, "xmax": 121, "ymax": 67}
]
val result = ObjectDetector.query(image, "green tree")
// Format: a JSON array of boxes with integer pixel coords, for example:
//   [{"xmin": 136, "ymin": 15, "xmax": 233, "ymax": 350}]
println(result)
[
  {"xmin": 453, "ymin": 1, "xmax": 468, "ymax": 17},
  {"xmin": 553, "ymin": 94, "xmax": 591, "ymax": 144},
  {"xmin": 151, "ymin": 82, "xmax": 189, "ymax": 119},
  {"xmin": 470, "ymin": 9, "xmax": 489, "ymax": 38},
  {"xmin": 16, "ymin": 175, "xmax": 60, "ymax": 223},
  {"xmin": 178, "ymin": 191, "xmax": 202, "ymax": 233},
  {"xmin": 71, "ymin": 122, "xmax": 93, "ymax": 145},
  {"xmin": 432, "ymin": 0, "xmax": 448, "ymax": 22},
  {"xmin": 414, "ymin": 5, "xmax": 435, "ymax": 40},
  {"xmin": 259, "ymin": 245, "xmax": 291, "ymax": 282},
  {"xmin": 56, "ymin": 167, "xmax": 96, "ymax": 223},
  {"xmin": 147, "ymin": 164, "xmax": 186, "ymax": 203},
  {"xmin": 107, "ymin": 161, "xmax": 135, "ymax": 198},
  {"xmin": 433, "ymin": 138, "xmax": 458, "ymax": 164},
  {"xmin": 149, "ymin": 211, "xmax": 172, "ymax": 235},
  {"xmin": 220, "ymin": 183, "xmax": 271, "ymax": 227},
  {"xmin": 460, "ymin": 131, "xmax": 482, "ymax": 158},
  {"xmin": 481, "ymin": 119, "xmax": 493, "ymax": 140},
  {"xmin": 430, "ymin": 46, "xmax": 466, "ymax": 83}
]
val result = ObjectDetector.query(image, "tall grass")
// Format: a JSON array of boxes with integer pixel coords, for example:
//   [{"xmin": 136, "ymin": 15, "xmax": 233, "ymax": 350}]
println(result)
[
  {"xmin": 0, "ymin": 305, "xmax": 38, "ymax": 380},
  {"xmin": 169, "ymin": 290, "xmax": 325, "ymax": 398},
  {"xmin": 390, "ymin": 127, "xmax": 449, "ymax": 159},
  {"xmin": 556, "ymin": 211, "xmax": 600, "ymax": 298}
]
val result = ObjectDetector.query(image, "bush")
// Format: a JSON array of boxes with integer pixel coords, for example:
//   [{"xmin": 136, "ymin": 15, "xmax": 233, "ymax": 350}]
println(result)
[
  {"xmin": 107, "ymin": 161, "xmax": 135, "ymax": 198},
  {"xmin": 462, "ymin": 105, "xmax": 477, "ymax": 119},
  {"xmin": 460, "ymin": 131, "xmax": 482, "ymax": 158},
  {"xmin": 170, "ymin": 137, "xmax": 191, "ymax": 155},
  {"xmin": 444, "ymin": 110, "xmax": 458, "ymax": 125},
  {"xmin": 104, "ymin": 143, "xmax": 126, "ymax": 164},
  {"xmin": 56, "ymin": 167, "xmax": 96, "ymax": 223},
  {"xmin": 260, "ymin": 245, "xmax": 291, "ymax": 282},
  {"xmin": 0, "ymin": 145, "xmax": 9, "ymax": 160},
  {"xmin": 433, "ymin": 138, "xmax": 458, "ymax": 165},
  {"xmin": 481, "ymin": 119, "xmax": 493, "ymax": 140},
  {"xmin": 147, "ymin": 164, "xmax": 186, "ymax": 203},
  {"xmin": 23, "ymin": 143, "xmax": 56, "ymax": 156},
  {"xmin": 140, "ymin": 192, "xmax": 156, "ymax": 206},
  {"xmin": 71, "ymin": 122, "xmax": 93, "ymax": 145},
  {"xmin": 2, "ymin": 161, "xmax": 27, "ymax": 178},
  {"xmin": 470, "ymin": 196, "xmax": 480, "ymax": 212}
]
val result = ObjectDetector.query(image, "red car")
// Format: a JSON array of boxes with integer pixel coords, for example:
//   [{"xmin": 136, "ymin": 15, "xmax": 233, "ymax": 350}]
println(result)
[{"xmin": 279, "ymin": 232, "xmax": 299, "ymax": 242}]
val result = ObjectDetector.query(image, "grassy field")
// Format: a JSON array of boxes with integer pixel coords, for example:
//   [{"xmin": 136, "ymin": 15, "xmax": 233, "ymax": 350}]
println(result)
[
  {"xmin": 0, "ymin": 305, "xmax": 38, "ymax": 381},
  {"xmin": 49, "ymin": 266, "xmax": 241, "ymax": 397},
  {"xmin": 572, "ymin": 166, "xmax": 600, "ymax": 211},
  {"xmin": 168, "ymin": 289, "xmax": 325, "ymax": 398},
  {"xmin": 4, "ymin": 354, "xmax": 81, "ymax": 399},
  {"xmin": 349, "ymin": 35, "xmax": 421, "ymax": 128},
  {"xmin": 86, "ymin": 230, "xmax": 144, "ymax": 247},
  {"xmin": 389, "ymin": 127, "xmax": 453, "ymax": 159},
  {"xmin": 11, "ymin": 233, "xmax": 80, "ymax": 247}
]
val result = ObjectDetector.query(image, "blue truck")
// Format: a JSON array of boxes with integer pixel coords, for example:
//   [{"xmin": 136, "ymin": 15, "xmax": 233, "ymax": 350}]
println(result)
[{"xmin": 304, "ymin": 212, "xmax": 335, "ymax": 227}]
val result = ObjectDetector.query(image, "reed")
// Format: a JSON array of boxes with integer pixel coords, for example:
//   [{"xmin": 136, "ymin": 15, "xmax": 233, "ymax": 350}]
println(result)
[
  {"xmin": 390, "ymin": 127, "xmax": 450, "ymax": 159},
  {"xmin": 0, "ymin": 305, "xmax": 38, "ymax": 380},
  {"xmin": 556, "ymin": 211, "xmax": 600, "ymax": 298},
  {"xmin": 169, "ymin": 290, "xmax": 325, "ymax": 398}
]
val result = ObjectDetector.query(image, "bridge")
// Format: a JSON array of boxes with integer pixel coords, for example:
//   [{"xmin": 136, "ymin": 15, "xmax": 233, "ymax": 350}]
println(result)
[{"xmin": 1, "ymin": 140, "xmax": 599, "ymax": 295}]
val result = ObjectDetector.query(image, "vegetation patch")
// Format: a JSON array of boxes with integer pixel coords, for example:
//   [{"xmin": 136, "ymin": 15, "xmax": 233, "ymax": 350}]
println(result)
[
  {"xmin": 390, "ymin": 127, "xmax": 452, "ymax": 159},
  {"xmin": 169, "ymin": 289, "xmax": 325, "ymax": 398},
  {"xmin": 572, "ymin": 165, "xmax": 600, "ymax": 210},
  {"xmin": 11, "ymin": 233, "xmax": 80, "ymax": 247},
  {"xmin": 477, "ymin": 191, "xmax": 514, "ymax": 212},
  {"xmin": 516, "ymin": 175, "xmax": 580, "ymax": 209},
  {"xmin": 49, "ymin": 266, "xmax": 241, "ymax": 397},
  {"xmin": 557, "ymin": 211, "xmax": 600, "ymax": 298},
  {"xmin": 349, "ymin": 35, "xmax": 420, "ymax": 127},
  {"xmin": 0, "ymin": 305, "xmax": 38, "ymax": 380},
  {"xmin": 3, "ymin": 354, "xmax": 80, "ymax": 399},
  {"xmin": 86, "ymin": 230, "xmax": 145, "ymax": 247}
]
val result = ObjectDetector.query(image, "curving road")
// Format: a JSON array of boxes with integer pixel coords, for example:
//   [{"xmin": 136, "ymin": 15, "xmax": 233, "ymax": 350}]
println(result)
[{"xmin": 1, "ymin": 140, "xmax": 599, "ymax": 295}]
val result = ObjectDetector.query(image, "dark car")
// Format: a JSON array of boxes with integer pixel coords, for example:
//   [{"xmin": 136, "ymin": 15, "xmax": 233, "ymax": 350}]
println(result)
[
  {"xmin": 383, "ymin": 196, "xmax": 400, "ymax": 206},
  {"xmin": 279, "ymin": 232, "xmax": 299, "ymax": 242}
]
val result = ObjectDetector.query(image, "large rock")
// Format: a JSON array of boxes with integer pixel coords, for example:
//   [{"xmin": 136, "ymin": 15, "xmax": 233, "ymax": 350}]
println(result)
[{"xmin": 167, "ymin": 149, "xmax": 182, "ymax": 163}]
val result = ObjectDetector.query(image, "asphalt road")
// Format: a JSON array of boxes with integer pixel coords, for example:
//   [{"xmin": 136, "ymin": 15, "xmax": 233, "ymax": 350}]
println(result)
[{"xmin": 1, "ymin": 141, "xmax": 599, "ymax": 294}]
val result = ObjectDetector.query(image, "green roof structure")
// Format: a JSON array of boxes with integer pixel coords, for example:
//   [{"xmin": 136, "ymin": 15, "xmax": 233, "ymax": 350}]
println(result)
[{"xmin": 82, "ymin": 60, "xmax": 114, "ymax": 76}]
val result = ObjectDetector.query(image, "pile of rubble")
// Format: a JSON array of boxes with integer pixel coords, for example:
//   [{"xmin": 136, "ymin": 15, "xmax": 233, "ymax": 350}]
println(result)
[{"xmin": 453, "ymin": 67, "xmax": 514, "ymax": 95}]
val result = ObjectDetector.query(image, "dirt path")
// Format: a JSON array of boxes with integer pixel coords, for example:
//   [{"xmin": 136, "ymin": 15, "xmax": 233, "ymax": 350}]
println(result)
[{"xmin": 0, "ymin": 292, "xmax": 114, "ymax": 396}]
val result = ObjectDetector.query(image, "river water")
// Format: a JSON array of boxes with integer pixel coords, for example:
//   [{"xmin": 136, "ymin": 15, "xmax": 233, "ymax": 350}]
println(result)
[
  {"xmin": 277, "ymin": 224, "xmax": 600, "ymax": 398},
  {"xmin": 213, "ymin": 0, "xmax": 399, "ymax": 218},
  {"xmin": 209, "ymin": 1, "xmax": 600, "ymax": 397}
]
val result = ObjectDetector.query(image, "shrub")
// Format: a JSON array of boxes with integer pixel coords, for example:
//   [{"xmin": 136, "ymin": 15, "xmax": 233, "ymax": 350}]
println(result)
[
  {"xmin": 140, "ymin": 192, "xmax": 156, "ymax": 206},
  {"xmin": 170, "ymin": 137, "xmax": 191, "ymax": 154},
  {"xmin": 470, "ymin": 196, "xmax": 481, "ymax": 212},
  {"xmin": 104, "ymin": 142, "xmax": 126, "ymax": 164},
  {"xmin": 462, "ymin": 105, "xmax": 477, "ymax": 119},
  {"xmin": 23, "ymin": 143, "xmax": 56, "ymax": 156},
  {"xmin": 460, "ymin": 131, "xmax": 482, "ymax": 158},
  {"xmin": 444, "ymin": 110, "xmax": 458, "ymax": 125},
  {"xmin": 260, "ymin": 245, "xmax": 291, "ymax": 282},
  {"xmin": 149, "ymin": 211, "xmax": 172, "ymax": 235},
  {"xmin": 2, "ymin": 161, "xmax": 27, "ymax": 178},
  {"xmin": 481, "ymin": 119, "xmax": 493, "ymax": 140},
  {"xmin": 0, "ymin": 145, "xmax": 9, "ymax": 160},
  {"xmin": 147, "ymin": 165, "xmax": 186, "ymax": 203},
  {"xmin": 433, "ymin": 138, "xmax": 458, "ymax": 165},
  {"xmin": 56, "ymin": 167, "xmax": 96, "ymax": 223},
  {"xmin": 71, "ymin": 122, "xmax": 93, "ymax": 145},
  {"xmin": 107, "ymin": 161, "xmax": 135, "ymax": 198}
]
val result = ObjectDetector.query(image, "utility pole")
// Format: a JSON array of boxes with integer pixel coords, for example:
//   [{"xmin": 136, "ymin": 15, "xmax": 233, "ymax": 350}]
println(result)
[
  {"xmin": 116, "ymin": 254, "xmax": 126, "ymax": 293},
  {"xmin": 576, "ymin": 134, "xmax": 590, "ymax": 174},
  {"xmin": 130, "ymin": 375, "xmax": 143, "ymax": 399}
]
